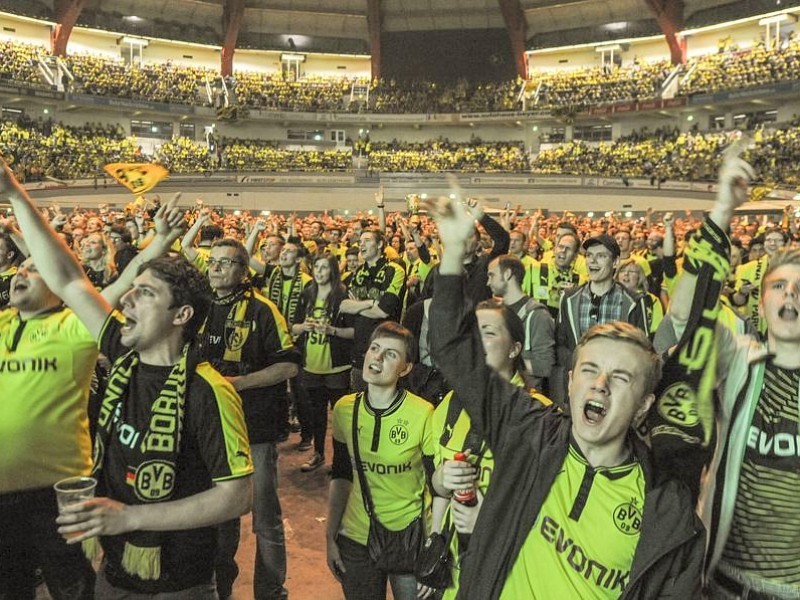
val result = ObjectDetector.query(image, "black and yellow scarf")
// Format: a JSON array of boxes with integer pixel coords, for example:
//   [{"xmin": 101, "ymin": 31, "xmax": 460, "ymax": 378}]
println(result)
[
  {"xmin": 85, "ymin": 345, "xmax": 191, "ymax": 581},
  {"xmin": 266, "ymin": 268, "xmax": 304, "ymax": 323},
  {"xmin": 202, "ymin": 286, "xmax": 253, "ymax": 363}
]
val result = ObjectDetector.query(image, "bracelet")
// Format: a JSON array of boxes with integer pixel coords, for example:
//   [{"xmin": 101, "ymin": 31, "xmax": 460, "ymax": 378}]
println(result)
[{"xmin": 376, "ymin": 204, "xmax": 385, "ymax": 209}]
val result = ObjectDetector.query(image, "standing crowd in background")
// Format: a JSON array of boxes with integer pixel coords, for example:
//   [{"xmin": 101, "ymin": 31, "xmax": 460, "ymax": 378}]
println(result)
[{"xmin": 2, "ymin": 140, "xmax": 800, "ymax": 599}]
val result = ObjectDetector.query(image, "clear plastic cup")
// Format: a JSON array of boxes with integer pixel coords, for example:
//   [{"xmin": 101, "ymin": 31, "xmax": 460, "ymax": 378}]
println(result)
[{"xmin": 54, "ymin": 476, "xmax": 97, "ymax": 538}]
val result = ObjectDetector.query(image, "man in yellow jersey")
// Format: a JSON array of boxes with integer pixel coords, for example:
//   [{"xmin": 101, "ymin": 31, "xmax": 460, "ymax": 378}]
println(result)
[
  {"xmin": 525, "ymin": 231, "xmax": 586, "ymax": 318},
  {"xmin": 666, "ymin": 146, "xmax": 800, "ymax": 599},
  {"xmin": 427, "ymin": 193, "xmax": 704, "ymax": 600},
  {"xmin": 1, "ymin": 259, "xmax": 97, "ymax": 597},
  {"xmin": 199, "ymin": 238, "xmax": 300, "ymax": 600},
  {"xmin": 0, "ymin": 161, "xmax": 254, "ymax": 598}
]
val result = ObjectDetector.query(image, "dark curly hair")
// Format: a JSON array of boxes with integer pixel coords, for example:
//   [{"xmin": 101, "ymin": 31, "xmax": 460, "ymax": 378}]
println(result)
[{"xmin": 137, "ymin": 255, "xmax": 212, "ymax": 342}]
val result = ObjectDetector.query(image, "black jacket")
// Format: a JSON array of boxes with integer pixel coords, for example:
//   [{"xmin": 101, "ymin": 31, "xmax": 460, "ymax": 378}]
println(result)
[{"xmin": 430, "ymin": 274, "xmax": 705, "ymax": 600}]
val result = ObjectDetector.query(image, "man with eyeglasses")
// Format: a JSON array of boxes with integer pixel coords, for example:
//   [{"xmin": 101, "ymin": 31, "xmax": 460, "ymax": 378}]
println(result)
[
  {"xmin": 552, "ymin": 234, "xmax": 651, "ymax": 408},
  {"xmin": 199, "ymin": 238, "xmax": 300, "ymax": 600},
  {"xmin": 108, "ymin": 225, "xmax": 138, "ymax": 274}
]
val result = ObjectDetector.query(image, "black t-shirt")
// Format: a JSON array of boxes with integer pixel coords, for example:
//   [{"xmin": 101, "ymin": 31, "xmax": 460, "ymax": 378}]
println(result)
[
  {"xmin": 97, "ymin": 313, "xmax": 253, "ymax": 593},
  {"xmin": 199, "ymin": 290, "xmax": 301, "ymax": 443},
  {"xmin": 0, "ymin": 266, "xmax": 16, "ymax": 308}
]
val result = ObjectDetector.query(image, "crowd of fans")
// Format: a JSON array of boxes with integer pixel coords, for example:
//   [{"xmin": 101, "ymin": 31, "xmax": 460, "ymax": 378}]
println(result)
[
  {"xmin": 0, "ymin": 40, "xmax": 44, "ymax": 85},
  {"xmin": 528, "ymin": 59, "xmax": 673, "ymax": 109},
  {"xmin": 5, "ymin": 121, "xmax": 800, "ymax": 598},
  {"xmin": 0, "ymin": 117, "xmax": 138, "ymax": 181},
  {"xmin": 370, "ymin": 78, "xmax": 522, "ymax": 113},
  {"xmin": 682, "ymin": 35, "xmax": 800, "ymax": 96},
  {"xmin": 233, "ymin": 72, "xmax": 363, "ymax": 112},
  {"xmin": 367, "ymin": 138, "xmax": 529, "ymax": 173},
  {"xmin": 3, "ymin": 36, "xmax": 800, "ymax": 114},
  {"xmin": 532, "ymin": 125, "xmax": 800, "ymax": 185},
  {"xmin": 4, "ymin": 109, "xmax": 800, "ymax": 186},
  {"xmin": 66, "ymin": 54, "xmax": 211, "ymax": 105}
]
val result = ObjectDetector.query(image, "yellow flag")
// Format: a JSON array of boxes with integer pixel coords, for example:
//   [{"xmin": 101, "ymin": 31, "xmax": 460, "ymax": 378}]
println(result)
[
  {"xmin": 104, "ymin": 163, "xmax": 169, "ymax": 195},
  {"xmin": 749, "ymin": 185, "xmax": 773, "ymax": 202}
]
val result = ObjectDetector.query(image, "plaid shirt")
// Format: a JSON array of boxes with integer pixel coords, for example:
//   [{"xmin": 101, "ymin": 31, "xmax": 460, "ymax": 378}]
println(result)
[{"xmin": 577, "ymin": 282, "xmax": 630, "ymax": 337}]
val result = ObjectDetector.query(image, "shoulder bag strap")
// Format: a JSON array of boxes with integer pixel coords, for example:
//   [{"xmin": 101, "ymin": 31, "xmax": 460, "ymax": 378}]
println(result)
[{"xmin": 351, "ymin": 393, "xmax": 376, "ymax": 519}]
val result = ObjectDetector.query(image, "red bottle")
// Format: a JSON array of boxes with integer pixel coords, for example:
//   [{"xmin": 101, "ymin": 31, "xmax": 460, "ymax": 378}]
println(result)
[{"xmin": 452, "ymin": 452, "xmax": 477, "ymax": 506}]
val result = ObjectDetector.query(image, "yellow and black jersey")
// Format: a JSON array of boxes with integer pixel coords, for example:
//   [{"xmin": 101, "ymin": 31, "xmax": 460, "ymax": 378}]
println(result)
[
  {"xmin": 0, "ymin": 265, "xmax": 16, "ymax": 308},
  {"xmin": 303, "ymin": 297, "xmax": 350, "ymax": 375},
  {"xmin": 501, "ymin": 445, "xmax": 645, "ymax": 599},
  {"xmin": 0, "ymin": 307, "xmax": 97, "ymax": 493},
  {"xmin": 434, "ymin": 374, "xmax": 551, "ymax": 600},
  {"xmin": 721, "ymin": 362, "xmax": 800, "ymax": 584},
  {"xmin": 332, "ymin": 390, "xmax": 435, "ymax": 545},
  {"xmin": 348, "ymin": 257, "xmax": 406, "ymax": 361},
  {"xmin": 199, "ymin": 288, "xmax": 301, "ymax": 443},
  {"xmin": 524, "ymin": 258, "xmax": 587, "ymax": 316},
  {"xmin": 97, "ymin": 312, "xmax": 253, "ymax": 592}
]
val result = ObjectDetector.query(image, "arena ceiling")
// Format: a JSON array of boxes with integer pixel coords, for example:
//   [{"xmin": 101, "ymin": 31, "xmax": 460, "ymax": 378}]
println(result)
[{"xmin": 79, "ymin": 0, "xmax": 797, "ymax": 48}]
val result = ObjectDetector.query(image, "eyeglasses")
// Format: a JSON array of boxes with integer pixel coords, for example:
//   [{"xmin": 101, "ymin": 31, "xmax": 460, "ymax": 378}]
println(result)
[{"xmin": 207, "ymin": 258, "xmax": 245, "ymax": 269}]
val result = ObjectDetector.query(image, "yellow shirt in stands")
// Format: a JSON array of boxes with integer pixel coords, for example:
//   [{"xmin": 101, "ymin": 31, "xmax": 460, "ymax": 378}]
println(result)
[
  {"xmin": 500, "ymin": 445, "xmax": 645, "ymax": 599},
  {"xmin": 0, "ymin": 307, "xmax": 98, "ymax": 493}
]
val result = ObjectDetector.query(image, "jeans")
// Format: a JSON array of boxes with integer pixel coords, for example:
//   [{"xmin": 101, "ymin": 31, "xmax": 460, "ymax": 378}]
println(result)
[
  {"xmin": 216, "ymin": 443, "xmax": 287, "ymax": 600},
  {"xmin": 0, "ymin": 486, "xmax": 95, "ymax": 600},
  {"xmin": 301, "ymin": 371, "xmax": 349, "ymax": 457},
  {"xmin": 336, "ymin": 535, "xmax": 418, "ymax": 600},
  {"xmin": 95, "ymin": 563, "xmax": 217, "ymax": 599}
]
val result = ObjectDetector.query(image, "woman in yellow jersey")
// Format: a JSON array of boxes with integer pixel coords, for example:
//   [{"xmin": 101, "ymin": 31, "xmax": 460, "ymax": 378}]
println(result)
[
  {"xmin": 292, "ymin": 254, "xmax": 354, "ymax": 471},
  {"xmin": 430, "ymin": 300, "xmax": 551, "ymax": 599},
  {"xmin": 615, "ymin": 258, "xmax": 664, "ymax": 337},
  {"xmin": 327, "ymin": 322, "xmax": 436, "ymax": 600}
]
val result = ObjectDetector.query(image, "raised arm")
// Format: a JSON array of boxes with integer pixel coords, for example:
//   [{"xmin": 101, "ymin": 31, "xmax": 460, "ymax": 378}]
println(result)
[
  {"xmin": 244, "ymin": 218, "xmax": 268, "ymax": 275},
  {"xmin": 668, "ymin": 141, "xmax": 754, "ymax": 326},
  {"xmin": 481, "ymin": 211, "xmax": 510, "ymax": 259},
  {"xmin": 101, "ymin": 196, "xmax": 186, "ymax": 308},
  {"xmin": 0, "ymin": 159, "xmax": 111, "ymax": 338},
  {"xmin": 180, "ymin": 210, "xmax": 209, "ymax": 262},
  {"xmin": 375, "ymin": 185, "xmax": 386, "ymax": 232},
  {"xmin": 428, "ymin": 193, "xmax": 538, "ymax": 448}
]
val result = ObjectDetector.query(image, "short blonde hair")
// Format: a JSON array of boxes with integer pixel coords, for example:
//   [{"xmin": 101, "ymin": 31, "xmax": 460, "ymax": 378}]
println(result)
[{"xmin": 572, "ymin": 321, "xmax": 662, "ymax": 395}]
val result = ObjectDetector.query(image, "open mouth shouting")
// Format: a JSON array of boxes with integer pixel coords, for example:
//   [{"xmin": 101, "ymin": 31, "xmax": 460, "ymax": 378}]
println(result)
[
  {"xmin": 583, "ymin": 399, "xmax": 608, "ymax": 425},
  {"xmin": 778, "ymin": 304, "xmax": 799, "ymax": 321}
]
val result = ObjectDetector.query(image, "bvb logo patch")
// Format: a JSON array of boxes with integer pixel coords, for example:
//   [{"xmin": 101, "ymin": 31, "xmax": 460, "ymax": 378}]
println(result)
[
  {"xmin": 657, "ymin": 382, "xmax": 699, "ymax": 427},
  {"xmin": 389, "ymin": 424, "xmax": 409, "ymax": 446},
  {"xmin": 225, "ymin": 322, "xmax": 249, "ymax": 352},
  {"xmin": 613, "ymin": 502, "xmax": 642, "ymax": 535},
  {"xmin": 134, "ymin": 460, "xmax": 176, "ymax": 502}
]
